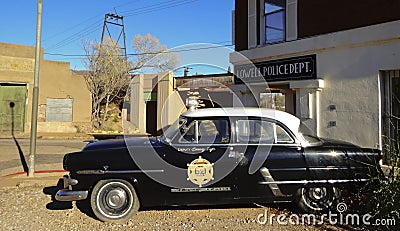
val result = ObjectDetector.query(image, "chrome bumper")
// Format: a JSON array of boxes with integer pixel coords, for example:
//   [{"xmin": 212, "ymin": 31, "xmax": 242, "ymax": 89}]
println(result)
[{"xmin": 55, "ymin": 175, "xmax": 88, "ymax": 201}]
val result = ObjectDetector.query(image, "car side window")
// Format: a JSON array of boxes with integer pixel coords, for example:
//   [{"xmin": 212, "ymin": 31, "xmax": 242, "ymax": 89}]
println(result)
[
  {"xmin": 236, "ymin": 119, "xmax": 293, "ymax": 144},
  {"xmin": 237, "ymin": 120, "xmax": 273, "ymax": 143},
  {"xmin": 275, "ymin": 125, "xmax": 294, "ymax": 143},
  {"xmin": 179, "ymin": 119, "xmax": 230, "ymax": 144}
]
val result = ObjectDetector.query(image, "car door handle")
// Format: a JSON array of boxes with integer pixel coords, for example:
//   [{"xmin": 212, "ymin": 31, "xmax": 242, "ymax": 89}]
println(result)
[
  {"xmin": 228, "ymin": 147, "xmax": 244, "ymax": 159},
  {"xmin": 228, "ymin": 146, "xmax": 236, "ymax": 158}
]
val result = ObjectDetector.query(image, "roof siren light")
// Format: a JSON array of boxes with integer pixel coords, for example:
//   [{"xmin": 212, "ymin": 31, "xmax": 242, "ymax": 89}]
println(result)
[{"xmin": 186, "ymin": 97, "xmax": 199, "ymax": 111}]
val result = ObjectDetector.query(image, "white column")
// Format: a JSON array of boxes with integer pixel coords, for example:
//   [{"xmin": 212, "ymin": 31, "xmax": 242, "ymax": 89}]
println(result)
[
  {"xmin": 291, "ymin": 79, "xmax": 324, "ymax": 134},
  {"xmin": 130, "ymin": 74, "xmax": 145, "ymax": 133}
]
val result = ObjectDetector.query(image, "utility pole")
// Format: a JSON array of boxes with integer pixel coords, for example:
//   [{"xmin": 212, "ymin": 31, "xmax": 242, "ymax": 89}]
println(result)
[
  {"xmin": 28, "ymin": 0, "xmax": 43, "ymax": 177},
  {"xmin": 101, "ymin": 13, "xmax": 127, "ymax": 57}
]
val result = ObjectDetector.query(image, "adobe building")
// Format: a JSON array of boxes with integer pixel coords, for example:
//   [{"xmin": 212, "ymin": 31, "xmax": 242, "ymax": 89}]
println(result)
[
  {"xmin": 230, "ymin": 0, "xmax": 400, "ymax": 163},
  {"xmin": 0, "ymin": 42, "xmax": 91, "ymax": 135},
  {"xmin": 126, "ymin": 72, "xmax": 235, "ymax": 135}
]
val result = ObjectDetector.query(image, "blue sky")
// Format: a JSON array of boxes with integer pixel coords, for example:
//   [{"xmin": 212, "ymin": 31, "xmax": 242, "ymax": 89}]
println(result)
[{"xmin": 1, "ymin": 0, "xmax": 235, "ymax": 73}]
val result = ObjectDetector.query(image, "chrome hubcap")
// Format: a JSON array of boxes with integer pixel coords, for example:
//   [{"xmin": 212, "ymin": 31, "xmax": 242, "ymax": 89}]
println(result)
[
  {"xmin": 309, "ymin": 187, "xmax": 326, "ymax": 200},
  {"xmin": 105, "ymin": 188, "xmax": 127, "ymax": 209}
]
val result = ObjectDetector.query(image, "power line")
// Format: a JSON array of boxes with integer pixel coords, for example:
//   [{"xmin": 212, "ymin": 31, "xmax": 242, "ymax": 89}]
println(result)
[
  {"xmin": 44, "ymin": 42, "xmax": 234, "ymax": 57},
  {"xmin": 45, "ymin": 0, "xmax": 200, "ymax": 52},
  {"xmin": 122, "ymin": 0, "xmax": 200, "ymax": 17},
  {"xmin": 46, "ymin": 20, "xmax": 103, "ymax": 52},
  {"xmin": 43, "ymin": 0, "xmax": 140, "ymax": 43}
]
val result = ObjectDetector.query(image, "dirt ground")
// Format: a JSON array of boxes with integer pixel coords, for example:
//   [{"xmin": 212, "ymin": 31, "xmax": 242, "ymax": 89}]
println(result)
[
  {"xmin": 0, "ymin": 137, "xmax": 380, "ymax": 230},
  {"xmin": 0, "ymin": 175, "xmax": 359, "ymax": 231}
]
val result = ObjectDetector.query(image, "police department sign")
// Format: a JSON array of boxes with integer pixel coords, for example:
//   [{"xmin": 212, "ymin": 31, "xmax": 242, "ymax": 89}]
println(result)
[{"xmin": 234, "ymin": 54, "xmax": 316, "ymax": 83}]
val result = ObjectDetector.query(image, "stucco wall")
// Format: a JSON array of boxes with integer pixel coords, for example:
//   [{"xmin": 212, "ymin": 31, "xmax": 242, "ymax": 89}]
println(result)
[
  {"xmin": 39, "ymin": 60, "xmax": 91, "ymax": 123},
  {"xmin": 316, "ymin": 43, "xmax": 399, "ymax": 148},
  {"xmin": 230, "ymin": 20, "xmax": 400, "ymax": 149},
  {"xmin": 0, "ymin": 42, "xmax": 91, "ymax": 133}
]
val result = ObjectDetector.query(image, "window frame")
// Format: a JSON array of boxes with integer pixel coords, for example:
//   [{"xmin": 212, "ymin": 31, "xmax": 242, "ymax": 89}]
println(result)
[
  {"xmin": 264, "ymin": 0, "xmax": 286, "ymax": 44},
  {"xmin": 173, "ymin": 117, "xmax": 231, "ymax": 145},
  {"xmin": 234, "ymin": 117, "xmax": 296, "ymax": 145}
]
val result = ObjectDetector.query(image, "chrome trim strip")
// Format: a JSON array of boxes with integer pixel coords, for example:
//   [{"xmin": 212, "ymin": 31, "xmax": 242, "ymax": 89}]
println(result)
[
  {"xmin": 55, "ymin": 189, "xmax": 88, "ymax": 201},
  {"xmin": 307, "ymin": 167, "xmax": 361, "ymax": 170},
  {"xmin": 267, "ymin": 166, "xmax": 363, "ymax": 171},
  {"xmin": 170, "ymin": 143, "xmax": 302, "ymax": 148},
  {"xmin": 258, "ymin": 179, "xmax": 368, "ymax": 185},
  {"xmin": 76, "ymin": 169, "xmax": 164, "ymax": 175},
  {"xmin": 259, "ymin": 167, "xmax": 284, "ymax": 197},
  {"xmin": 171, "ymin": 187, "xmax": 231, "ymax": 193},
  {"xmin": 268, "ymin": 168, "xmax": 307, "ymax": 171}
]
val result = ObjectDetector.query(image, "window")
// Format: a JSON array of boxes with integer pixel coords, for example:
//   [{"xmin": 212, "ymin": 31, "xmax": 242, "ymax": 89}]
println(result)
[
  {"xmin": 260, "ymin": 92, "xmax": 286, "ymax": 111},
  {"xmin": 237, "ymin": 120, "xmax": 274, "ymax": 143},
  {"xmin": 236, "ymin": 119, "xmax": 293, "ymax": 144},
  {"xmin": 265, "ymin": 0, "xmax": 286, "ymax": 44},
  {"xmin": 46, "ymin": 98, "xmax": 73, "ymax": 122},
  {"xmin": 382, "ymin": 70, "xmax": 400, "ymax": 164},
  {"xmin": 178, "ymin": 119, "xmax": 230, "ymax": 144},
  {"xmin": 276, "ymin": 125, "xmax": 293, "ymax": 143},
  {"xmin": 248, "ymin": 0, "xmax": 295, "ymax": 48}
]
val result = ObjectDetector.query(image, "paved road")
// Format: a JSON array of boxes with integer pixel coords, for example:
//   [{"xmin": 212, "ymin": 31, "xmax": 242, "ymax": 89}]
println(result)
[{"xmin": 0, "ymin": 138, "xmax": 88, "ymax": 176}]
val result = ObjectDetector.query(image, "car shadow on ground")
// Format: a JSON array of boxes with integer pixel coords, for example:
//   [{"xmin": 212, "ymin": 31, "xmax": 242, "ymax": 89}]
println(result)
[
  {"xmin": 137, "ymin": 201, "xmax": 302, "ymax": 215},
  {"xmin": 76, "ymin": 198, "xmax": 97, "ymax": 220},
  {"xmin": 43, "ymin": 178, "xmax": 73, "ymax": 210},
  {"xmin": 42, "ymin": 180, "xmax": 98, "ymax": 220}
]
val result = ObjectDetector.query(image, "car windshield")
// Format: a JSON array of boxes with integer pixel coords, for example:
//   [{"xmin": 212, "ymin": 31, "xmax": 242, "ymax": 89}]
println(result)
[
  {"xmin": 160, "ymin": 117, "xmax": 187, "ymax": 143},
  {"xmin": 298, "ymin": 122, "xmax": 321, "ymax": 144}
]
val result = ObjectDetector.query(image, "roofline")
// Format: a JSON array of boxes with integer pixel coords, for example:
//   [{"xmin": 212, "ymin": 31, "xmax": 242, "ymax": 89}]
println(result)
[
  {"xmin": 174, "ymin": 72, "xmax": 233, "ymax": 79},
  {"xmin": 181, "ymin": 107, "xmax": 295, "ymax": 118}
]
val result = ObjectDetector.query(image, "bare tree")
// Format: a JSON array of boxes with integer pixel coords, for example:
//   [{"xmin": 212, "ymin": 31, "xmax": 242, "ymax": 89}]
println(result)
[
  {"xmin": 130, "ymin": 33, "xmax": 178, "ymax": 72},
  {"xmin": 83, "ymin": 37, "xmax": 130, "ymax": 127},
  {"xmin": 83, "ymin": 34, "xmax": 178, "ymax": 128}
]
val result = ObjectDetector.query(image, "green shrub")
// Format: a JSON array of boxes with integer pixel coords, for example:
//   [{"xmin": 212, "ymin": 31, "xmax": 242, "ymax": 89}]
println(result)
[{"xmin": 359, "ymin": 134, "xmax": 400, "ymax": 230}]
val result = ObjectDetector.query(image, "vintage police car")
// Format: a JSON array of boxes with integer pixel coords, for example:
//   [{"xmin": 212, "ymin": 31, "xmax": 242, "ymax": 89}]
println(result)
[{"xmin": 56, "ymin": 107, "xmax": 381, "ymax": 223}]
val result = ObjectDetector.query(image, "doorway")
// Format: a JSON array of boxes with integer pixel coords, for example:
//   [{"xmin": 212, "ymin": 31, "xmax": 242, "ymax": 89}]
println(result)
[
  {"xmin": 260, "ymin": 85, "xmax": 296, "ymax": 115},
  {"xmin": 382, "ymin": 70, "xmax": 400, "ymax": 164},
  {"xmin": 146, "ymin": 101, "xmax": 157, "ymax": 135}
]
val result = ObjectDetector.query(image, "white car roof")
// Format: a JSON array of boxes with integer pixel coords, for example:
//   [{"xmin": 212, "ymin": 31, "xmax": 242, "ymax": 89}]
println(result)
[{"xmin": 181, "ymin": 107, "xmax": 300, "ymax": 134}]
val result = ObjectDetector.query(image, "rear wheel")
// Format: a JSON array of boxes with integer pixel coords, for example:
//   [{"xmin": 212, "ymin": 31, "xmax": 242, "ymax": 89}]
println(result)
[
  {"xmin": 90, "ymin": 179, "xmax": 139, "ymax": 223},
  {"xmin": 295, "ymin": 186, "xmax": 340, "ymax": 213}
]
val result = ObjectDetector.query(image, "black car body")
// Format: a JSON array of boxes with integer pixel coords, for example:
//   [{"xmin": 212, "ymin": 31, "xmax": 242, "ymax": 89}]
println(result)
[{"xmin": 56, "ymin": 108, "xmax": 382, "ymax": 222}]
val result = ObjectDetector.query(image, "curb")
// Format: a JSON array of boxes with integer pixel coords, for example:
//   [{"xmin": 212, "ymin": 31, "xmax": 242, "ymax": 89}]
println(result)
[{"xmin": 1, "ymin": 169, "xmax": 68, "ymax": 178}]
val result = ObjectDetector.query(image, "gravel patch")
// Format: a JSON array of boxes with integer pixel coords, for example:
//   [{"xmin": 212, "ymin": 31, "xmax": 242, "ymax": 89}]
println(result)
[{"xmin": 0, "ymin": 181, "xmax": 347, "ymax": 231}]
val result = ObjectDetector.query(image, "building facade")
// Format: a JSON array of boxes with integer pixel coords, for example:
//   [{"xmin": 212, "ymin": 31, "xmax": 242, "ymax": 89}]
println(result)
[
  {"xmin": 0, "ymin": 42, "xmax": 91, "ymax": 134},
  {"xmin": 127, "ymin": 72, "xmax": 235, "ymax": 135},
  {"xmin": 230, "ymin": 0, "xmax": 400, "ymax": 161}
]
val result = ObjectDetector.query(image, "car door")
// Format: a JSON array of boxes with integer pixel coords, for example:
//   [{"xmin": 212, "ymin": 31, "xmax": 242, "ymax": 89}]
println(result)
[
  {"xmin": 160, "ymin": 117, "xmax": 238, "ymax": 205},
  {"xmin": 231, "ymin": 118, "xmax": 307, "ymax": 200}
]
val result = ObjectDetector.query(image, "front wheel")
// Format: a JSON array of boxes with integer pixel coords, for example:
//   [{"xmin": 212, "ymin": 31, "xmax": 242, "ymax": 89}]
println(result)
[
  {"xmin": 90, "ymin": 179, "xmax": 140, "ymax": 223},
  {"xmin": 294, "ymin": 186, "xmax": 340, "ymax": 213}
]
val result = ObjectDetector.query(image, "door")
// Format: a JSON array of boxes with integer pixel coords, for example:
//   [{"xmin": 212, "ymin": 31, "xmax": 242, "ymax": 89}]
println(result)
[
  {"xmin": 161, "ymin": 117, "xmax": 237, "ymax": 205},
  {"xmin": 0, "ymin": 84, "xmax": 27, "ymax": 132},
  {"xmin": 232, "ymin": 118, "xmax": 306, "ymax": 199}
]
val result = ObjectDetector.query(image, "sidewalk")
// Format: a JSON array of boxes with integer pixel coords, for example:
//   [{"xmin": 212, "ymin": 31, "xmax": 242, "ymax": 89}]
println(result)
[
  {"xmin": 0, "ymin": 132, "xmax": 93, "ymax": 140},
  {"xmin": 0, "ymin": 133, "xmax": 92, "ymax": 188}
]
